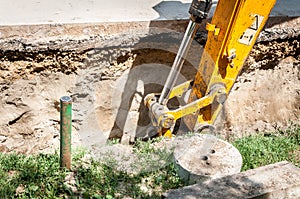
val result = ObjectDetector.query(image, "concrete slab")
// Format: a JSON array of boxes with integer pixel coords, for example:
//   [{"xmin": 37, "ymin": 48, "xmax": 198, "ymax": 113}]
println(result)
[
  {"xmin": 163, "ymin": 161, "xmax": 300, "ymax": 199},
  {"xmin": 0, "ymin": 0, "xmax": 191, "ymax": 25},
  {"xmin": 0, "ymin": 0, "xmax": 299, "ymax": 26},
  {"xmin": 0, "ymin": 0, "xmax": 298, "ymax": 54}
]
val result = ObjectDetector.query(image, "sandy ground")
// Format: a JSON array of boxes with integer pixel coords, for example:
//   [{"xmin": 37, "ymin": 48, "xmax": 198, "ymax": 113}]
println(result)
[
  {"xmin": 0, "ymin": 24, "xmax": 299, "ymax": 154},
  {"xmin": 220, "ymin": 39, "xmax": 300, "ymax": 139}
]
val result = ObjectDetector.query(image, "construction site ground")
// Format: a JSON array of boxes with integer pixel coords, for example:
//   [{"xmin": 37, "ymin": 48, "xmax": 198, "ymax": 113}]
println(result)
[
  {"xmin": 0, "ymin": 16, "xmax": 299, "ymax": 154},
  {"xmin": 0, "ymin": 0, "xmax": 299, "ymax": 198}
]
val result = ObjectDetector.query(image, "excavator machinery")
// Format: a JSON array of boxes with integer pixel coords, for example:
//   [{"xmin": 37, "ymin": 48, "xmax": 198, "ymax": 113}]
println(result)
[{"xmin": 144, "ymin": 0, "xmax": 276, "ymax": 137}]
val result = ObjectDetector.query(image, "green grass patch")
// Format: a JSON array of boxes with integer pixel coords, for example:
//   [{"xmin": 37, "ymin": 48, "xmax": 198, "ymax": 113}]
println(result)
[
  {"xmin": 0, "ymin": 142, "xmax": 184, "ymax": 198},
  {"xmin": 74, "ymin": 158, "xmax": 182, "ymax": 198},
  {"xmin": 233, "ymin": 125, "xmax": 300, "ymax": 171},
  {"xmin": 1, "ymin": 126, "xmax": 299, "ymax": 198},
  {"xmin": 0, "ymin": 153, "xmax": 68, "ymax": 198}
]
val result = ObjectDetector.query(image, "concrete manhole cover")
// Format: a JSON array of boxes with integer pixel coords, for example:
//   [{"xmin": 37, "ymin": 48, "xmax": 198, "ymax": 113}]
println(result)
[{"xmin": 174, "ymin": 134, "xmax": 242, "ymax": 184}]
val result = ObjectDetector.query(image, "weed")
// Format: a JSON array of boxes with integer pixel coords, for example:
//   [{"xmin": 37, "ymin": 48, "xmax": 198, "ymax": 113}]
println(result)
[
  {"xmin": 0, "ymin": 152, "xmax": 68, "ymax": 198},
  {"xmin": 233, "ymin": 125, "xmax": 300, "ymax": 171},
  {"xmin": 0, "ymin": 143, "xmax": 183, "ymax": 198},
  {"xmin": 2, "ymin": 125, "xmax": 297, "ymax": 197}
]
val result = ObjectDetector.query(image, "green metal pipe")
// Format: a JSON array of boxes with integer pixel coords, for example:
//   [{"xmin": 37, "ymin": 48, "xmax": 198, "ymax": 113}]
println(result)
[{"xmin": 60, "ymin": 96, "xmax": 72, "ymax": 169}]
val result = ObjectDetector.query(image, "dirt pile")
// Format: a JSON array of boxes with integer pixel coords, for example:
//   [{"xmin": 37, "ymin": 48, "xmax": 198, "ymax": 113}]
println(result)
[
  {"xmin": 223, "ymin": 55, "xmax": 300, "ymax": 138},
  {"xmin": 218, "ymin": 38, "xmax": 300, "ymax": 138}
]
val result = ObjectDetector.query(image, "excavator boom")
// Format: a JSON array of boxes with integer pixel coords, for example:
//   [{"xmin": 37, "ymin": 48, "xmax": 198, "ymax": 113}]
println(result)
[{"xmin": 145, "ymin": 0, "xmax": 277, "ymax": 137}]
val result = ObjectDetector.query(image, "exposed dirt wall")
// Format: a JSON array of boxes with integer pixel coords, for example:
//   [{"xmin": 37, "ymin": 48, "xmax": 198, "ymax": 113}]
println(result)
[{"xmin": 0, "ymin": 18, "xmax": 299, "ymax": 153}]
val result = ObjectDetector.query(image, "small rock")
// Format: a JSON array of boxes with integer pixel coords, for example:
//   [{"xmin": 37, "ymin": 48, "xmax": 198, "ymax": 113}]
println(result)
[
  {"xmin": 64, "ymin": 172, "xmax": 78, "ymax": 193},
  {"xmin": 15, "ymin": 184, "xmax": 25, "ymax": 196}
]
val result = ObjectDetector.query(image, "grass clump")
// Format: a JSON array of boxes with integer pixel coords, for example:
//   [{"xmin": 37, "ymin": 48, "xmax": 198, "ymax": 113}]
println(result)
[
  {"xmin": 75, "ymin": 158, "xmax": 182, "ymax": 198},
  {"xmin": 2, "ymin": 126, "xmax": 298, "ymax": 198},
  {"xmin": 0, "ymin": 153, "xmax": 68, "ymax": 198},
  {"xmin": 233, "ymin": 125, "xmax": 300, "ymax": 171},
  {"xmin": 0, "ymin": 142, "xmax": 183, "ymax": 198}
]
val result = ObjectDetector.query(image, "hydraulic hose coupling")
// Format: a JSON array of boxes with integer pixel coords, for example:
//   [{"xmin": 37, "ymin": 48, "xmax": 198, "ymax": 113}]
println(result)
[{"xmin": 189, "ymin": 0, "xmax": 212, "ymax": 23}]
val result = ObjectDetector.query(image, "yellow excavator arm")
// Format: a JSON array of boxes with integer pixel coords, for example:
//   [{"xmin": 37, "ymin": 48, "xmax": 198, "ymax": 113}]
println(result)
[{"xmin": 145, "ymin": 0, "xmax": 277, "ymax": 137}]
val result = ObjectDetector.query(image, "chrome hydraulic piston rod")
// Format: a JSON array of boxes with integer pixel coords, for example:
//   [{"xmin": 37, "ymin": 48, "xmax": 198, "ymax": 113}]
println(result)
[
  {"xmin": 158, "ymin": 0, "xmax": 212, "ymax": 106},
  {"xmin": 158, "ymin": 20, "xmax": 198, "ymax": 105}
]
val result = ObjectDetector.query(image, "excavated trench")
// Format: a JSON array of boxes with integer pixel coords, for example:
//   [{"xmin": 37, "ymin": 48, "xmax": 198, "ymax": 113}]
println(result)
[{"xmin": 0, "ymin": 19, "xmax": 299, "ymax": 154}]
